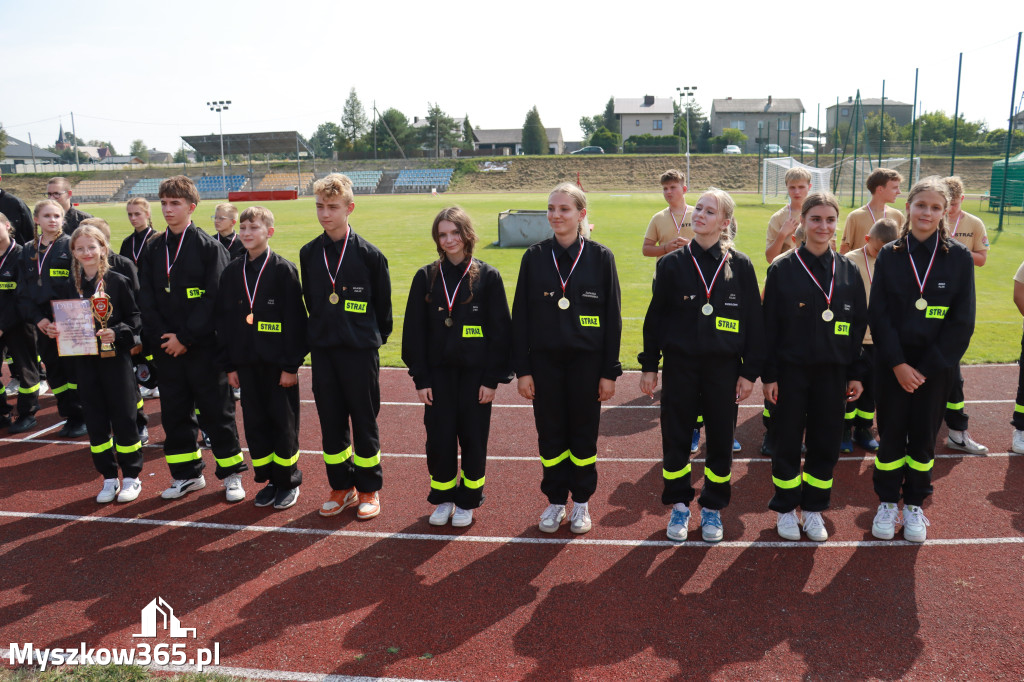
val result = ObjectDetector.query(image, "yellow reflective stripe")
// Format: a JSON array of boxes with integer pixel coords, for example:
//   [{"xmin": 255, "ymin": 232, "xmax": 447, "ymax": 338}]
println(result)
[
  {"xmin": 844, "ymin": 408, "xmax": 857, "ymax": 420},
  {"xmin": 166, "ymin": 450, "xmax": 202, "ymax": 464},
  {"xmin": 873, "ymin": 455, "xmax": 905, "ymax": 471},
  {"xmin": 762, "ymin": 408, "xmax": 771, "ymax": 418},
  {"xmin": 541, "ymin": 450, "xmax": 570, "ymax": 467},
  {"xmin": 145, "ymin": 354, "xmax": 154, "ymax": 361},
  {"xmin": 430, "ymin": 474, "xmax": 459, "ymax": 491},
  {"xmin": 216, "ymin": 452, "xmax": 244, "ymax": 468},
  {"xmin": 802, "ymin": 471, "xmax": 832, "ymax": 489},
  {"xmin": 569, "ymin": 452, "xmax": 596, "ymax": 467},
  {"xmin": 946, "ymin": 401, "xmax": 965, "ymax": 411},
  {"xmin": 116, "ymin": 442, "xmax": 141, "ymax": 454},
  {"xmin": 273, "ymin": 451, "xmax": 300, "ymax": 467},
  {"xmin": 462, "ymin": 474, "xmax": 485, "ymax": 489},
  {"xmin": 251, "ymin": 453, "xmax": 274, "ymax": 467},
  {"xmin": 352, "ymin": 450, "xmax": 381, "ymax": 468},
  {"xmin": 855, "ymin": 409, "xmax": 875, "ymax": 420},
  {"xmin": 1015, "ymin": 404, "xmax": 1024, "ymax": 414},
  {"xmin": 663, "ymin": 464, "xmax": 692, "ymax": 480},
  {"xmin": 704, "ymin": 467, "xmax": 731, "ymax": 484},
  {"xmin": 772, "ymin": 474, "xmax": 801, "ymax": 489},
  {"xmin": 50, "ymin": 383, "xmax": 73, "ymax": 395},
  {"xmin": 68, "ymin": 383, "xmax": 77, "ymax": 390},
  {"xmin": 136, "ymin": 399, "xmax": 144, "ymax": 409},
  {"xmin": 323, "ymin": 447, "xmax": 352, "ymax": 465},
  {"xmin": 905, "ymin": 455, "xmax": 934, "ymax": 472},
  {"xmin": 696, "ymin": 415, "xmax": 704, "ymax": 424},
  {"xmin": 90, "ymin": 439, "xmax": 114, "ymax": 454},
  {"xmin": 18, "ymin": 383, "xmax": 40, "ymax": 394}
]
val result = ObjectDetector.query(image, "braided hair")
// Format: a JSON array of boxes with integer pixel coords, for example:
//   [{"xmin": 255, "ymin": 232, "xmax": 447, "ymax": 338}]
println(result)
[{"xmin": 69, "ymin": 225, "xmax": 110, "ymax": 298}]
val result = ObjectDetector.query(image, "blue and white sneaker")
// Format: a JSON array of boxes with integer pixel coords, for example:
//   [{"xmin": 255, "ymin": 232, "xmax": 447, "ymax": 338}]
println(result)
[
  {"xmin": 690, "ymin": 429, "xmax": 700, "ymax": 454},
  {"xmin": 700, "ymin": 508, "xmax": 724, "ymax": 543},
  {"xmin": 732, "ymin": 439, "xmax": 741, "ymax": 452},
  {"xmin": 667, "ymin": 505, "xmax": 690, "ymax": 541}
]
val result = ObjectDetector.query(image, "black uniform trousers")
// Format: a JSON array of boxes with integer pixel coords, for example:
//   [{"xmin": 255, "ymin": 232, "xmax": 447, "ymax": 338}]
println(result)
[
  {"xmin": 944, "ymin": 365, "xmax": 969, "ymax": 431},
  {"xmin": 531, "ymin": 349, "xmax": 601, "ymax": 505},
  {"xmin": 845, "ymin": 344, "xmax": 876, "ymax": 430},
  {"xmin": 1013, "ymin": 330, "xmax": 1024, "ymax": 431},
  {"xmin": 0, "ymin": 324, "xmax": 40, "ymax": 420},
  {"xmin": 873, "ymin": 361, "xmax": 953, "ymax": 506},
  {"xmin": 311, "ymin": 346, "xmax": 383, "ymax": 493},
  {"xmin": 236, "ymin": 364, "xmax": 302, "ymax": 490},
  {"xmin": 37, "ymin": 334, "xmax": 83, "ymax": 423},
  {"xmin": 77, "ymin": 352, "xmax": 143, "ymax": 479},
  {"xmin": 423, "ymin": 365, "xmax": 491, "ymax": 509},
  {"xmin": 156, "ymin": 344, "xmax": 245, "ymax": 480},
  {"xmin": 767, "ymin": 363, "xmax": 847, "ymax": 513},
  {"xmin": 660, "ymin": 353, "xmax": 738, "ymax": 509}
]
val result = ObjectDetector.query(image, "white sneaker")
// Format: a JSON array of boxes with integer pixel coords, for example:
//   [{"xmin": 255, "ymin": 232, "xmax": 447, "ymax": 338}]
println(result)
[
  {"xmin": 802, "ymin": 511, "xmax": 828, "ymax": 542},
  {"xmin": 38, "ymin": 380, "xmax": 49, "ymax": 395},
  {"xmin": 947, "ymin": 430, "xmax": 989, "ymax": 455},
  {"xmin": 871, "ymin": 502, "xmax": 901, "ymax": 540},
  {"xmin": 452, "ymin": 507, "xmax": 474, "ymax": 528},
  {"xmin": 139, "ymin": 385, "xmax": 155, "ymax": 399},
  {"xmin": 776, "ymin": 510, "xmax": 801, "ymax": 541},
  {"xmin": 4, "ymin": 378, "xmax": 19, "ymax": 396},
  {"xmin": 429, "ymin": 502, "xmax": 455, "ymax": 526},
  {"xmin": 538, "ymin": 504, "xmax": 566, "ymax": 533},
  {"xmin": 96, "ymin": 478, "xmax": 120, "ymax": 503},
  {"xmin": 1012, "ymin": 430, "xmax": 1024, "ymax": 455},
  {"xmin": 570, "ymin": 502, "xmax": 592, "ymax": 534},
  {"xmin": 902, "ymin": 505, "xmax": 930, "ymax": 542},
  {"xmin": 161, "ymin": 475, "xmax": 207, "ymax": 499},
  {"xmin": 117, "ymin": 477, "xmax": 142, "ymax": 502},
  {"xmin": 223, "ymin": 473, "xmax": 245, "ymax": 502}
]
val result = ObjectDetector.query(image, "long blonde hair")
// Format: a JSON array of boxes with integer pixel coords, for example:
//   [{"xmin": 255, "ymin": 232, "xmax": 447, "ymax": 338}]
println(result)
[
  {"xmin": 70, "ymin": 225, "xmax": 111, "ymax": 298},
  {"xmin": 549, "ymin": 182, "xmax": 588, "ymax": 235},
  {"xmin": 893, "ymin": 176, "xmax": 951, "ymax": 254}
]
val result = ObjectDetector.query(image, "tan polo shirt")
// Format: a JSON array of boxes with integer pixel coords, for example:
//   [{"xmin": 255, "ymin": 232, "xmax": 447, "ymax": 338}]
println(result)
[
  {"xmin": 1015, "ymin": 259, "xmax": 1024, "ymax": 285},
  {"xmin": 644, "ymin": 206, "xmax": 694, "ymax": 260},
  {"xmin": 844, "ymin": 246, "xmax": 875, "ymax": 344},
  {"xmin": 949, "ymin": 211, "xmax": 989, "ymax": 254},
  {"xmin": 841, "ymin": 205, "xmax": 904, "ymax": 252},
  {"xmin": 766, "ymin": 205, "xmax": 800, "ymax": 255}
]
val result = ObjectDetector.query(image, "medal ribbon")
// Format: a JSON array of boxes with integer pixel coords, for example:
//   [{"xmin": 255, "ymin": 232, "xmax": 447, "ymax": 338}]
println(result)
[
  {"xmin": 0, "ymin": 242, "xmax": 14, "ymax": 275},
  {"xmin": 224, "ymin": 232, "xmax": 237, "ymax": 250},
  {"xmin": 164, "ymin": 228, "xmax": 187, "ymax": 285},
  {"xmin": 688, "ymin": 244, "xmax": 728, "ymax": 304},
  {"xmin": 322, "ymin": 228, "xmax": 350, "ymax": 294},
  {"xmin": 862, "ymin": 251, "xmax": 874, "ymax": 287},
  {"xmin": 670, "ymin": 208, "xmax": 687, "ymax": 235},
  {"xmin": 907, "ymin": 236, "xmax": 939, "ymax": 300},
  {"xmin": 243, "ymin": 250, "xmax": 271, "ymax": 317},
  {"xmin": 866, "ymin": 205, "xmax": 884, "ymax": 224},
  {"xmin": 439, "ymin": 258, "xmax": 472, "ymax": 318},
  {"xmin": 794, "ymin": 249, "xmax": 836, "ymax": 309},
  {"xmin": 132, "ymin": 227, "xmax": 153, "ymax": 263},
  {"xmin": 551, "ymin": 237, "xmax": 585, "ymax": 297},
  {"xmin": 950, "ymin": 212, "xmax": 962, "ymax": 236},
  {"xmin": 36, "ymin": 239, "xmax": 56, "ymax": 278}
]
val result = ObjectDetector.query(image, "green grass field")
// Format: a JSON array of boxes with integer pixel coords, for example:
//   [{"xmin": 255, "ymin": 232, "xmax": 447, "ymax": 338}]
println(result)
[{"xmin": 85, "ymin": 192, "xmax": 1024, "ymax": 369}]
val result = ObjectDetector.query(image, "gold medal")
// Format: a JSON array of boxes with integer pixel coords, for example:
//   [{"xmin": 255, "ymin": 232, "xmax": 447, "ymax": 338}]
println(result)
[
  {"xmin": 915, "ymin": 298, "xmax": 927, "ymax": 311},
  {"xmin": 246, "ymin": 313, "xmax": 254, "ymax": 325},
  {"xmin": 329, "ymin": 292, "xmax": 340, "ymax": 305},
  {"xmin": 444, "ymin": 317, "xmax": 454, "ymax": 328},
  {"xmin": 558, "ymin": 297, "xmax": 570, "ymax": 310},
  {"xmin": 822, "ymin": 309, "xmax": 834, "ymax": 322},
  {"xmin": 701, "ymin": 303, "xmax": 713, "ymax": 316},
  {"xmin": 164, "ymin": 286, "xmax": 171, "ymax": 293}
]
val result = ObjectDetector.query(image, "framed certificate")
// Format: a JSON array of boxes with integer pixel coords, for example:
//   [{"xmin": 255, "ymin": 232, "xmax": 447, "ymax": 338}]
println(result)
[{"xmin": 51, "ymin": 299, "xmax": 99, "ymax": 357}]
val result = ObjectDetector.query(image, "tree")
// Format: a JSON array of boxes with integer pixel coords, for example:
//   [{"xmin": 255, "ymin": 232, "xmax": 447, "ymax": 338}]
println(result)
[
  {"xmin": 462, "ymin": 115, "xmax": 475, "ymax": 152},
  {"xmin": 416, "ymin": 103, "xmax": 461, "ymax": 155},
  {"xmin": 711, "ymin": 128, "xmax": 748, "ymax": 150},
  {"xmin": 589, "ymin": 127, "xmax": 621, "ymax": 154},
  {"xmin": 60, "ymin": 131, "xmax": 85, "ymax": 146},
  {"xmin": 862, "ymin": 112, "xmax": 899, "ymax": 151},
  {"xmin": 129, "ymin": 139, "xmax": 150, "ymax": 162},
  {"xmin": 521, "ymin": 106, "xmax": 547, "ymax": 155},
  {"xmin": 341, "ymin": 88, "xmax": 368, "ymax": 144},
  {"xmin": 87, "ymin": 139, "xmax": 117, "ymax": 155},
  {"xmin": 0, "ymin": 125, "xmax": 7, "ymax": 161},
  {"xmin": 173, "ymin": 147, "xmax": 189, "ymax": 163},
  {"xmin": 368, "ymin": 107, "xmax": 415, "ymax": 156},
  {"xmin": 674, "ymin": 102, "xmax": 709, "ymax": 152},
  {"xmin": 580, "ymin": 96, "xmax": 617, "ymax": 142},
  {"xmin": 309, "ymin": 121, "xmax": 343, "ymax": 158}
]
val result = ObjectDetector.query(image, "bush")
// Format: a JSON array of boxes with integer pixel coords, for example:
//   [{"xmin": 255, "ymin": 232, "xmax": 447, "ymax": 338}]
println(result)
[{"xmin": 589, "ymin": 127, "xmax": 621, "ymax": 154}]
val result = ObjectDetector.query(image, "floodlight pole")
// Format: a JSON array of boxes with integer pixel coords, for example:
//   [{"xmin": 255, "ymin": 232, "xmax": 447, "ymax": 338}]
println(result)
[
  {"xmin": 677, "ymin": 86, "xmax": 696, "ymax": 182},
  {"xmin": 951, "ymin": 54, "xmax": 963, "ymax": 175},
  {"xmin": 998, "ymin": 32, "xmax": 1022, "ymax": 232},
  {"xmin": 207, "ymin": 100, "xmax": 231, "ymax": 197},
  {"xmin": 879, "ymin": 80, "xmax": 886, "ymax": 167}
]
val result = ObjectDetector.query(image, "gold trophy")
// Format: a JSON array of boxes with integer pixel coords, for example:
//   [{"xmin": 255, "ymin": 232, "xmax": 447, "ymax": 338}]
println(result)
[{"xmin": 91, "ymin": 289, "xmax": 115, "ymax": 358}]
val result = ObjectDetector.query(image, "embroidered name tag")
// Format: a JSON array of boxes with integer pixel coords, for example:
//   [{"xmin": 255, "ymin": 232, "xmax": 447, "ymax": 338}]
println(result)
[
  {"xmin": 716, "ymin": 317, "xmax": 739, "ymax": 333},
  {"xmin": 462, "ymin": 325, "xmax": 483, "ymax": 338},
  {"xmin": 257, "ymin": 321, "xmax": 281, "ymax": 333},
  {"xmin": 186, "ymin": 287, "xmax": 204, "ymax": 299},
  {"xmin": 926, "ymin": 306, "xmax": 948, "ymax": 320},
  {"xmin": 345, "ymin": 300, "xmax": 367, "ymax": 313},
  {"xmin": 835, "ymin": 321, "xmax": 850, "ymax": 336},
  {"xmin": 0, "ymin": 282, "xmax": 15, "ymax": 290},
  {"xmin": 50, "ymin": 268, "xmax": 69, "ymax": 278},
  {"xmin": 579, "ymin": 315, "xmax": 600, "ymax": 327}
]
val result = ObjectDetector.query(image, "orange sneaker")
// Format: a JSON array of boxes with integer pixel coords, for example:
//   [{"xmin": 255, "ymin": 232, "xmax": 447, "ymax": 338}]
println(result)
[
  {"xmin": 356, "ymin": 491, "xmax": 380, "ymax": 520},
  {"xmin": 319, "ymin": 487, "xmax": 357, "ymax": 517}
]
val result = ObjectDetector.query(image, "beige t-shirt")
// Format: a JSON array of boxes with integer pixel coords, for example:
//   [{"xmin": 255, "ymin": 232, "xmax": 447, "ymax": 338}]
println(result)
[
  {"xmin": 766, "ymin": 205, "xmax": 800, "ymax": 255},
  {"xmin": 841, "ymin": 205, "xmax": 904, "ymax": 251},
  {"xmin": 844, "ymin": 247, "xmax": 875, "ymax": 344},
  {"xmin": 949, "ymin": 211, "xmax": 989, "ymax": 254},
  {"xmin": 644, "ymin": 206, "xmax": 694, "ymax": 260},
  {"xmin": 1014, "ymin": 259, "xmax": 1024, "ymax": 284}
]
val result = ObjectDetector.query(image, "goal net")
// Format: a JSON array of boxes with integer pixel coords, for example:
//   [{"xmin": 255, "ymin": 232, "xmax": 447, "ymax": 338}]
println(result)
[
  {"xmin": 830, "ymin": 156, "xmax": 921, "ymax": 205},
  {"xmin": 762, "ymin": 157, "xmax": 832, "ymax": 204}
]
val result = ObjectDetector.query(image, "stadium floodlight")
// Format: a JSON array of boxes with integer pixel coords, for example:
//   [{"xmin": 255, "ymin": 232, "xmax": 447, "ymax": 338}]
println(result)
[
  {"xmin": 676, "ymin": 86, "xmax": 696, "ymax": 182},
  {"xmin": 207, "ymin": 100, "xmax": 231, "ymax": 197}
]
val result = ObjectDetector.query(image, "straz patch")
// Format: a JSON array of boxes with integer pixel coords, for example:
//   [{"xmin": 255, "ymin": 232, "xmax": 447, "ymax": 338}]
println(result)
[
  {"xmin": 835, "ymin": 321, "xmax": 850, "ymax": 336},
  {"xmin": 49, "ymin": 268, "xmax": 69, "ymax": 278},
  {"xmin": 257, "ymin": 321, "xmax": 282, "ymax": 333},
  {"xmin": 0, "ymin": 282, "xmax": 15, "ymax": 290},
  {"xmin": 186, "ymin": 287, "xmax": 204, "ymax": 299},
  {"xmin": 926, "ymin": 306, "xmax": 949, "ymax": 320},
  {"xmin": 462, "ymin": 325, "xmax": 483, "ymax": 338},
  {"xmin": 345, "ymin": 300, "xmax": 368, "ymax": 313},
  {"xmin": 716, "ymin": 317, "xmax": 739, "ymax": 333},
  {"xmin": 579, "ymin": 315, "xmax": 600, "ymax": 327}
]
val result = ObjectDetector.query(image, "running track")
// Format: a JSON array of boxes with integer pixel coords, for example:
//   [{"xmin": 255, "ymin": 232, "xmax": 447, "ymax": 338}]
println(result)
[{"xmin": 2, "ymin": 364, "xmax": 1023, "ymax": 681}]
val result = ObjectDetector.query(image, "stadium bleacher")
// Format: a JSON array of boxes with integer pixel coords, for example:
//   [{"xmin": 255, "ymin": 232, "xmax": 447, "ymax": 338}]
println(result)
[
  {"xmin": 338, "ymin": 170, "xmax": 383, "ymax": 194},
  {"xmin": 257, "ymin": 172, "xmax": 314, "ymax": 192},
  {"xmin": 392, "ymin": 168, "xmax": 454, "ymax": 193},
  {"xmin": 72, "ymin": 178, "xmax": 125, "ymax": 202},
  {"xmin": 127, "ymin": 178, "xmax": 163, "ymax": 198},
  {"xmin": 194, "ymin": 175, "xmax": 246, "ymax": 195}
]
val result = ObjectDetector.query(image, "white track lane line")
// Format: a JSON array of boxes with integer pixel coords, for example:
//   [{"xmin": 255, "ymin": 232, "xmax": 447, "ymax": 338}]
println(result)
[{"xmin": 300, "ymin": 399, "xmax": 1014, "ymax": 409}]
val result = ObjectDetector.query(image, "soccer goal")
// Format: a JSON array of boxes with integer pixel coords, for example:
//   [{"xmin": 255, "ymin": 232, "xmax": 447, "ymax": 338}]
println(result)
[
  {"xmin": 831, "ymin": 157, "xmax": 921, "ymax": 205},
  {"xmin": 762, "ymin": 157, "xmax": 832, "ymax": 204}
]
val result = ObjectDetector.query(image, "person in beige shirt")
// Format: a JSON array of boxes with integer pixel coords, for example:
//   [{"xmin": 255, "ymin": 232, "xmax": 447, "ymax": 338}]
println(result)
[
  {"xmin": 765, "ymin": 167, "xmax": 813, "ymax": 263},
  {"xmin": 839, "ymin": 168, "xmax": 904, "ymax": 254},
  {"xmin": 643, "ymin": 169, "xmax": 694, "ymax": 262}
]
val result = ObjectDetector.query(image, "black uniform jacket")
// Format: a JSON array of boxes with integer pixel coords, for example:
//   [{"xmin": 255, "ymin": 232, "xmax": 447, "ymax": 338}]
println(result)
[
  {"xmin": 217, "ymin": 232, "xmax": 246, "ymax": 260},
  {"xmin": 0, "ymin": 241, "xmax": 26, "ymax": 332},
  {"xmin": 16, "ymin": 234, "xmax": 74, "ymax": 324},
  {"xmin": 61, "ymin": 207, "xmax": 92, "ymax": 236},
  {"xmin": 402, "ymin": 257, "xmax": 513, "ymax": 391},
  {"xmin": 762, "ymin": 245, "xmax": 868, "ymax": 384},
  {"xmin": 868, "ymin": 233, "xmax": 975, "ymax": 378},
  {"xmin": 137, "ymin": 223, "xmax": 228, "ymax": 349},
  {"xmin": 511, "ymin": 236, "xmax": 622, "ymax": 381},
  {"xmin": 70, "ymin": 270, "xmax": 142, "ymax": 354},
  {"xmin": 215, "ymin": 249, "xmax": 309, "ymax": 374},
  {"xmin": 638, "ymin": 240, "xmax": 765, "ymax": 382},
  {"xmin": 0, "ymin": 190, "xmax": 35, "ymax": 245},
  {"xmin": 119, "ymin": 227, "xmax": 156, "ymax": 266},
  {"xmin": 299, "ymin": 228, "xmax": 392, "ymax": 350},
  {"xmin": 108, "ymin": 253, "xmax": 139, "ymax": 292}
]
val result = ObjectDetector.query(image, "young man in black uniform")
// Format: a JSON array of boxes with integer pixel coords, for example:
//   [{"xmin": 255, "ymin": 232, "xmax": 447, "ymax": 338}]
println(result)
[
  {"xmin": 301, "ymin": 174, "xmax": 391, "ymax": 521},
  {"xmin": 0, "ymin": 171, "xmax": 35, "ymax": 244},
  {"xmin": 212, "ymin": 203, "xmax": 246, "ymax": 260},
  {"xmin": 0, "ymin": 213, "xmax": 40, "ymax": 432},
  {"xmin": 46, "ymin": 177, "xmax": 92, "ymax": 236},
  {"xmin": 137, "ymin": 176, "xmax": 247, "ymax": 502},
  {"xmin": 216, "ymin": 206, "xmax": 308, "ymax": 510}
]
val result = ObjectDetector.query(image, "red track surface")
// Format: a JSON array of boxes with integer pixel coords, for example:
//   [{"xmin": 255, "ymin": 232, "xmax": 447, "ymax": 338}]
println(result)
[{"xmin": 2, "ymin": 364, "xmax": 1023, "ymax": 681}]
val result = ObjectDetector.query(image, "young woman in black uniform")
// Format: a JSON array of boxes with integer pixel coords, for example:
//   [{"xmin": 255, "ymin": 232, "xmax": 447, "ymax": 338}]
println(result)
[
  {"xmin": 0, "ymin": 212, "xmax": 40, "ymax": 433},
  {"xmin": 868, "ymin": 176, "xmax": 975, "ymax": 542},
  {"xmin": 120, "ymin": 198, "xmax": 160, "ymax": 400},
  {"xmin": 403, "ymin": 206, "xmax": 512, "ymax": 528},
  {"xmin": 762, "ymin": 192, "xmax": 867, "ymax": 542},
  {"xmin": 639, "ymin": 188, "xmax": 764, "ymax": 543},
  {"xmin": 512, "ymin": 183, "xmax": 622, "ymax": 535},
  {"xmin": 65, "ymin": 224, "xmax": 144, "ymax": 502}
]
